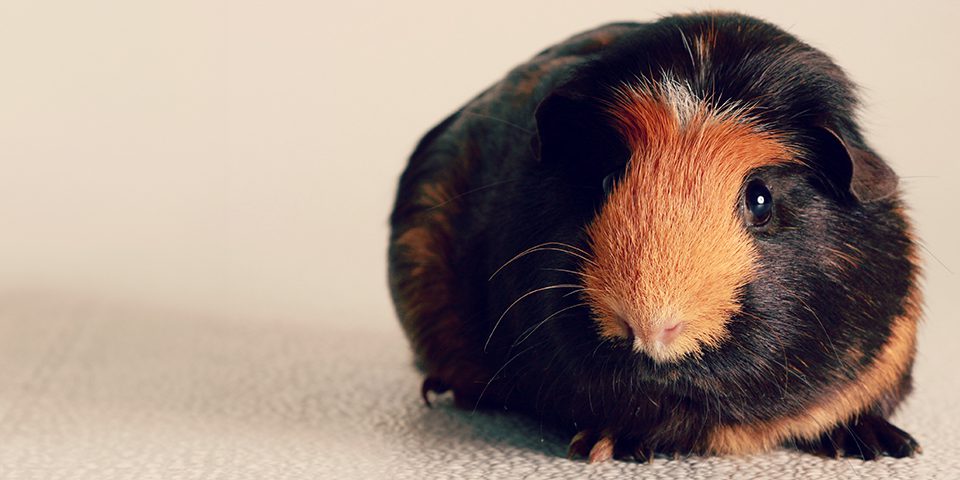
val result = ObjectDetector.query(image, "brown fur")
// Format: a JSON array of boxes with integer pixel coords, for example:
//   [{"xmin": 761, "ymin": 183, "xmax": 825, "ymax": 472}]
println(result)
[
  {"xmin": 390, "ymin": 163, "xmax": 492, "ymax": 404},
  {"xmin": 583, "ymin": 82, "xmax": 795, "ymax": 362},
  {"xmin": 392, "ymin": 14, "xmax": 921, "ymax": 463},
  {"xmin": 390, "ymin": 22, "xmax": 642, "ymax": 408},
  {"xmin": 510, "ymin": 56, "xmax": 584, "ymax": 99},
  {"xmin": 705, "ymin": 244, "xmax": 922, "ymax": 454}
]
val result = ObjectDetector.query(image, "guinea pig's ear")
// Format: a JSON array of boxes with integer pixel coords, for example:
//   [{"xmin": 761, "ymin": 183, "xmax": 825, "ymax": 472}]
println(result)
[
  {"xmin": 811, "ymin": 126, "xmax": 899, "ymax": 203},
  {"xmin": 532, "ymin": 90, "xmax": 628, "ymax": 173}
]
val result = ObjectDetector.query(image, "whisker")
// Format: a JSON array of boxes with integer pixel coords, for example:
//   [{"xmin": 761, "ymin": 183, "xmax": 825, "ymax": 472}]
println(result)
[
  {"xmin": 488, "ymin": 243, "xmax": 596, "ymax": 281},
  {"xmin": 484, "ymin": 283, "xmax": 581, "ymax": 351},
  {"xmin": 917, "ymin": 239, "xmax": 953, "ymax": 274},
  {"xmin": 472, "ymin": 344, "xmax": 536, "ymax": 412},
  {"xmin": 512, "ymin": 302, "xmax": 589, "ymax": 347},
  {"xmin": 426, "ymin": 178, "xmax": 523, "ymax": 212},
  {"xmin": 563, "ymin": 286, "xmax": 600, "ymax": 298},
  {"xmin": 541, "ymin": 267, "xmax": 597, "ymax": 280},
  {"xmin": 542, "ymin": 241, "xmax": 593, "ymax": 258}
]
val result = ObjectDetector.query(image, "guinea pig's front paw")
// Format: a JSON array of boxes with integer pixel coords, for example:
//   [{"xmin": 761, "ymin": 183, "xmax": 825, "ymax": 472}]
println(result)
[
  {"xmin": 567, "ymin": 430, "xmax": 682, "ymax": 463},
  {"xmin": 568, "ymin": 429, "xmax": 617, "ymax": 463},
  {"xmin": 795, "ymin": 415, "xmax": 921, "ymax": 460}
]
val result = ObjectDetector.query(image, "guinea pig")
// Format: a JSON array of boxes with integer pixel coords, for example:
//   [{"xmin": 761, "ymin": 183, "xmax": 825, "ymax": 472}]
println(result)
[{"xmin": 388, "ymin": 12, "xmax": 921, "ymax": 462}]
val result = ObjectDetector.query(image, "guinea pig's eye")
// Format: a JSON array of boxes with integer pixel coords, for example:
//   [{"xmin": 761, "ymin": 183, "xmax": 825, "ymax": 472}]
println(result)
[{"xmin": 744, "ymin": 179, "xmax": 773, "ymax": 226}]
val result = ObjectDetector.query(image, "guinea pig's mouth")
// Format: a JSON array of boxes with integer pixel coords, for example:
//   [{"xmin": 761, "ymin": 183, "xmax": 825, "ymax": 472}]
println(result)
[{"xmin": 613, "ymin": 337, "xmax": 731, "ymax": 396}]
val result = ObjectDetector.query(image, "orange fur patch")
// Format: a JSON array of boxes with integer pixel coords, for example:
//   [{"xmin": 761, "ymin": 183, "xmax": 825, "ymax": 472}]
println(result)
[
  {"xmin": 393, "ymin": 178, "xmax": 459, "ymax": 340},
  {"xmin": 583, "ymin": 80, "xmax": 794, "ymax": 362},
  {"xmin": 391, "ymin": 168, "xmax": 493, "ymax": 401},
  {"xmin": 705, "ymin": 278, "xmax": 922, "ymax": 454}
]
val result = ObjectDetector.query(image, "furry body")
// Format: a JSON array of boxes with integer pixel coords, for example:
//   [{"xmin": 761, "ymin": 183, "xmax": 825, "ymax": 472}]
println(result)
[{"xmin": 388, "ymin": 13, "xmax": 920, "ymax": 460}]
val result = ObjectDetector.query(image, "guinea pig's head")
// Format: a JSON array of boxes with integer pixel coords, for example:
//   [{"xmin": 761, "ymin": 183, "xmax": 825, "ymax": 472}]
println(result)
[
  {"xmin": 580, "ymin": 81, "xmax": 793, "ymax": 364},
  {"xmin": 533, "ymin": 15, "xmax": 919, "ymax": 420}
]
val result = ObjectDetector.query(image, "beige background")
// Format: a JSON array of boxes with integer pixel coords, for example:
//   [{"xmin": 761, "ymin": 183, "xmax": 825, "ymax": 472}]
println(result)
[
  {"xmin": 0, "ymin": 1, "xmax": 957, "ymax": 332},
  {"xmin": 0, "ymin": 1, "xmax": 958, "ymax": 478}
]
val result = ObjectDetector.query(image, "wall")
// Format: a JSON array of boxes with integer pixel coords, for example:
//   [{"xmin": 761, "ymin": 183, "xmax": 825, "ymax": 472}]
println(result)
[{"xmin": 0, "ymin": 1, "xmax": 956, "ymax": 345}]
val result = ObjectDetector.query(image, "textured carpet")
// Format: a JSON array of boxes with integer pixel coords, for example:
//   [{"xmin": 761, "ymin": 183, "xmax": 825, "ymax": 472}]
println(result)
[{"xmin": 0, "ymin": 294, "xmax": 957, "ymax": 479}]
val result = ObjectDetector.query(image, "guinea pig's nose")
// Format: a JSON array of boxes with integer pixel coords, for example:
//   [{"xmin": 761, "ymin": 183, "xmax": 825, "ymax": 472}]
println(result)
[
  {"xmin": 654, "ymin": 319, "xmax": 684, "ymax": 346},
  {"xmin": 616, "ymin": 313, "xmax": 684, "ymax": 350}
]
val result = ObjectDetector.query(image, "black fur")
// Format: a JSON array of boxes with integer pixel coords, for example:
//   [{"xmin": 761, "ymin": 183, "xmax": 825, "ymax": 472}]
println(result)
[{"xmin": 389, "ymin": 13, "xmax": 919, "ymax": 459}]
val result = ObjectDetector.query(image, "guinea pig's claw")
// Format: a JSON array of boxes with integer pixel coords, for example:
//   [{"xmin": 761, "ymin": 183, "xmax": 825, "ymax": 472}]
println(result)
[
  {"xmin": 796, "ymin": 414, "xmax": 921, "ymax": 460},
  {"xmin": 420, "ymin": 376, "xmax": 450, "ymax": 408},
  {"xmin": 568, "ymin": 430, "xmax": 615, "ymax": 463},
  {"xmin": 568, "ymin": 431, "xmax": 683, "ymax": 464},
  {"xmin": 588, "ymin": 435, "xmax": 615, "ymax": 463},
  {"xmin": 568, "ymin": 430, "xmax": 667, "ymax": 464},
  {"xmin": 567, "ymin": 430, "xmax": 597, "ymax": 459}
]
